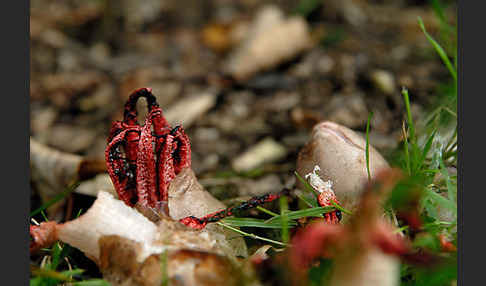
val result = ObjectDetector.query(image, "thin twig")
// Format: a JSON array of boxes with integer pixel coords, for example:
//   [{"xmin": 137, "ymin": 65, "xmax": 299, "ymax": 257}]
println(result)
[{"xmin": 216, "ymin": 222, "xmax": 290, "ymax": 247}]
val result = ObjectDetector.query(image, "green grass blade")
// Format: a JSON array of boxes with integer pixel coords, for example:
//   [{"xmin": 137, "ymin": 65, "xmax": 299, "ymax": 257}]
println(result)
[
  {"xmin": 221, "ymin": 217, "xmax": 297, "ymax": 229},
  {"xmin": 402, "ymin": 122, "xmax": 411, "ymax": 176},
  {"xmin": 424, "ymin": 188, "xmax": 456, "ymax": 214},
  {"xmin": 59, "ymin": 269, "xmax": 85, "ymax": 277},
  {"xmin": 295, "ymin": 171, "xmax": 317, "ymax": 194},
  {"xmin": 418, "ymin": 17, "xmax": 457, "ymax": 81},
  {"xmin": 160, "ymin": 251, "xmax": 169, "ymax": 286},
  {"xmin": 75, "ymin": 208, "xmax": 84, "ymax": 218},
  {"xmin": 430, "ymin": 0, "xmax": 447, "ymax": 24},
  {"xmin": 40, "ymin": 210, "xmax": 49, "ymax": 222},
  {"xmin": 257, "ymin": 206, "xmax": 279, "ymax": 217},
  {"xmin": 217, "ymin": 222, "xmax": 290, "ymax": 246},
  {"xmin": 280, "ymin": 196, "xmax": 289, "ymax": 244},
  {"xmin": 30, "ymin": 268, "xmax": 79, "ymax": 282},
  {"xmin": 402, "ymin": 87, "xmax": 419, "ymax": 175},
  {"xmin": 30, "ymin": 181, "xmax": 80, "ymax": 217},
  {"xmin": 402, "ymin": 88, "xmax": 416, "ymax": 145},
  {"xmin": 439, "ymin": 158, "xmax": 456, "ymax": 203},
  {"xmin": 417, "ymin": 130, "xmax": 437, "ymax": 171},
  {"xmin": 331, "ymin": 201, "xmax": 353, "ymax": 216},
  {"xmin": 266, "ymin": 206, "xmax": 336, "ymax": 223},
  {"xmin": 293, "ymin": 0, "xmax": 321, "ymax": 16},
  {"xmin": 72, "ymin": 279, "xmax": 111, "ymax": 286},
  {"xmin": 50, "ymin": 242, "xmax": 63, "ymax": 270},
  {"xmin": 296, "ymin": 193, "xmax": 319, "ymax": 208}
]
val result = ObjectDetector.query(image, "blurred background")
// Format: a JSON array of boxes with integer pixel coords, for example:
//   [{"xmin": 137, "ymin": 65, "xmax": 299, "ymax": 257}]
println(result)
[
  {"xmin": 30, "ymin": 0, "xmax": 456, "ymax": 179},
  {"xmin": 30, "ymin": 0, "xmax": 457, "ymax": 283}
]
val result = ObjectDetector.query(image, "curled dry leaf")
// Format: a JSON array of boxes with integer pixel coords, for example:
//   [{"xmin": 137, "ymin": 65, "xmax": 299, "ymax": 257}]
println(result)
[
  {"xmin": 231, "ymin": 137, "xmax": 288, "ymax": 172},
  {"xmin": 32, "ymin": 191, "xmax": 247, "ymax": 286},
  {"xmin": 30, "ymin": 137, "xmax": 105, "ymax": 203},
  {"xmin": 225, "ymin": 5, "xmax": 312, "ymax": 81},
  {"xmin": 297, "ymin": 121, "xmax": 391, "ymax": 212},
  {"xmin": 163, "ymin": 92, "xmax": 217, "ymax": 129},
  {"xmin": 39, "ymin": 71, "xmax": 107, "ymax": 108}
]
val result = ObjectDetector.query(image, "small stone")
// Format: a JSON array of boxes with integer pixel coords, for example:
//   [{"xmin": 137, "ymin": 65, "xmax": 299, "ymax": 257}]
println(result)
[
  {"xmin": 370, "ymin": 69, "xmax": 396, "ymax": 95},
  {"xmin": 225, "ymin": 5, "xmax": 312, "ymax": 81},
  {"xmin": 199, "ymin": 154, "xmax": 220, "ymax": 173},
  {"xmin": 149, "ymin": 81, "xmax": 182, "ymax": 108},
  {"xmin": 317, "ymin": 55, "xmax": 335, "ymax": 74},
  {"xmin": 48, "ymin": 125, "xmax": 98, "ymax": 153},
  {"xmin": 58, "ymin": 50, "xmax": 82, "ymax": 72},
  {"xmin": 238, "ymin": 175, "xmax": 283, "ymax": 197},
  {"xmin": 194, "ymin": 127, "xmax": 220, "ymax": 142},
  {"xmin": 31, "ymin": 107, "xmax": 58, "ymax": 136},
  {"xmin": 89, "ymin": 43, "xmax": 111, "ymax": 66},
  {"xmin": 79, "ymin": 84, "xmax": 115, "ymax": 112},
  {"xmin": 258, "ymin": 91, "xmax": 300, "ymax": 112},
  {"xmin": 325, "ymin": 94, "xmax": 369, "ymax": 128},
  {"xmin": 232, "ymin": 138, "xmax": 287, "ymax": 172},
  {"xmin": 121, "ymin": 0, "xmax": 166, "ymax": 31},
  {"xmin": 164, "ymin": 92, "xmax": 217, "ymax": 128},
  {"xmin": 282, "ymin": 132, "xmax": 309, "ymax": 147},
  {"xmin": 356, "ymin": 131, "xmax": 398, "ymax": 151}
]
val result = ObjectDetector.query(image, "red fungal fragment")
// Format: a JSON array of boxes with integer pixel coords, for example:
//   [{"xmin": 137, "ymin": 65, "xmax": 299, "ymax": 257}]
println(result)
[
  {"xmin": 438, "ymin": 234, "xmax": 456, "ymax": 252},
  {"xmin": 289, "ymin": 223, "xmax": 344, "ymax": 270},
  {"xmin": 30, "ymin": 222, "xmax": 59, "ymax": 253},
  {"xmin": 179, "ymin": 189, "xmax": 290, "ymax": 229}
]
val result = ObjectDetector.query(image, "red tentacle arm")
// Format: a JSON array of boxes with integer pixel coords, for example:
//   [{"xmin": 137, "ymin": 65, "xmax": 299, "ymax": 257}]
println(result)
[
  {"xmin": 105, "ymin": 127, "xmax": 141, "ymax": 206},
  {"xmin": 157, "ymin": 126, "xmax": 192, "ymax": 202},
  {"xmin": 317, "ymin": 192, "xmax": 342, "ymax": 224},
  {"xmin": 157, "ymin": 131, "xmax": 177, "ymax": 203},
  {"xmin": 179, "ymin": 189, "xmax": 290, "ymax": 230},
  {"xmin": 135, "ymin": 113, "xmax": 159, "ymax": 207}
]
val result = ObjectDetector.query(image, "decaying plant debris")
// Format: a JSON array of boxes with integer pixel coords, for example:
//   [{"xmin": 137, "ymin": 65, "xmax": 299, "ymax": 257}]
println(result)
[
  {"xmin": 31, "ymin": 189, "xmax": 247, "ymax": 286},
  {"xmin": 30, "ymin": 137, "xmax": 106, "ymax": 217},
  {"xmin": 30, "ymin": 138, "xmax": 105, "ymax": 197},
  {"xmin": 225, "ymin": 5, "xmax": 313, "ymax": 81}
]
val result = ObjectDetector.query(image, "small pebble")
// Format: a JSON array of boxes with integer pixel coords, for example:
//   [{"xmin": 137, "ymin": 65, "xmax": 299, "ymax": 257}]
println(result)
[
  {"xmin": 325, "ymin": 93, "xmax": 369, "ymax": 128},
  {"xmin": 370, "ymin": 69, "xmax": 396, "ymax": 95},
  {"xmin": 232, "ymin": 137, "xmax": 287, "ymax": 172},
  {"xmin": 48, "ymin": 125, "xmax": 98, "ymax": 153},
  {"xmin": 164, "ymin": 92, "xmax": 217, "ymax": 128}
]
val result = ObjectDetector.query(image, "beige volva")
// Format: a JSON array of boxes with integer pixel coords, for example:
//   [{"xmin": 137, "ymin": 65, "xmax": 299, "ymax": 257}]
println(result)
[
  {"xmin": 297, "ymin": 121, "xmax": 390, "ymax": 212},
  {"xmin": 168, "ymin": 168, "xmax": 248, "ymax": 257}
]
